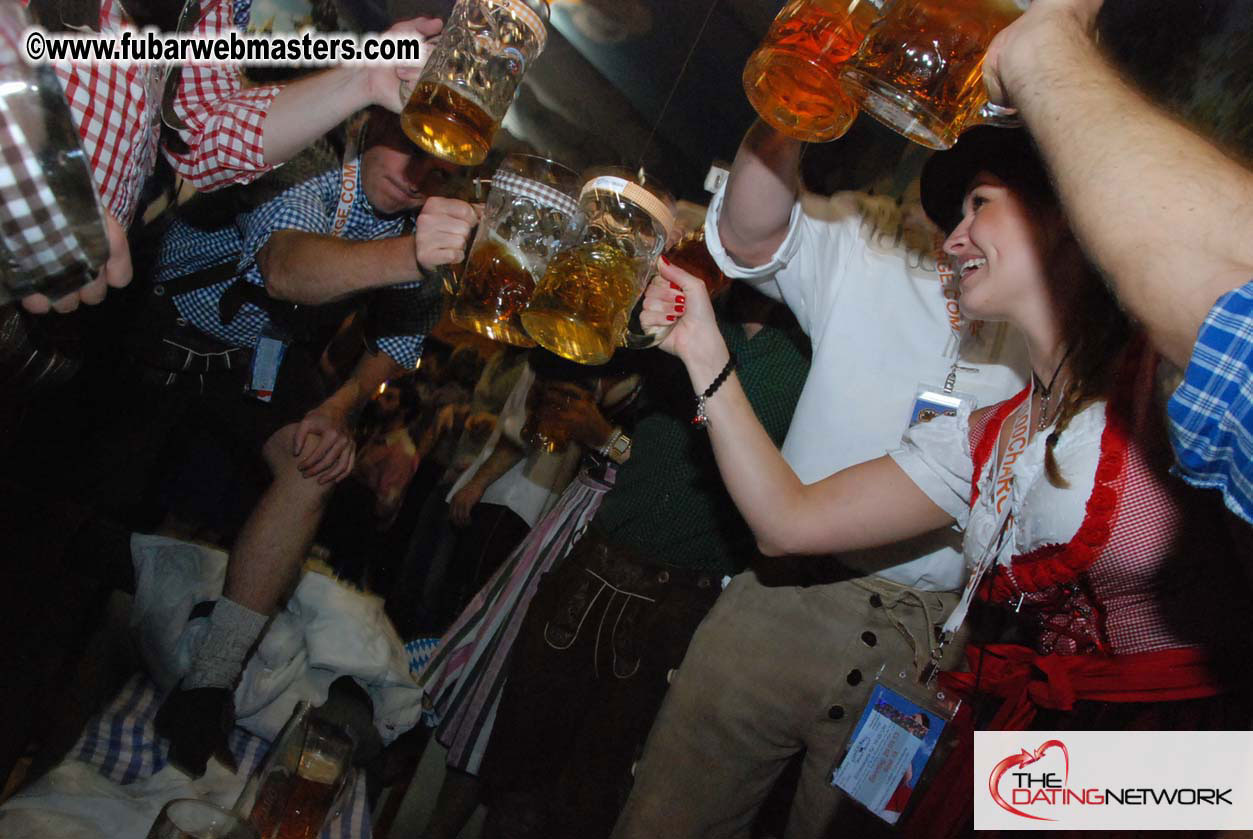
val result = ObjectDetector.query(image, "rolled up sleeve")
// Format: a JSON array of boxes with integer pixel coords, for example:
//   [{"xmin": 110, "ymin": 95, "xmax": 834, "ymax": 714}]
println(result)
[{"xmin": 1167, "ymin": 281, "xmax": 1253, "ymax": 524}]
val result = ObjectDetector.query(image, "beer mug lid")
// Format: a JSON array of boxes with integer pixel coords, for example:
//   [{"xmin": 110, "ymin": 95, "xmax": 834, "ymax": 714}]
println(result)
[
  {"xmin": 492, "ymin": 0, "xmax": 550, "ymax": 52},
  {"xmin": 580, "ymin": 174, "xmax": 676, "ymax": 241},
  {"xmin": 493, "ymin": 170, "xmax": 580, "ymax": 218}
]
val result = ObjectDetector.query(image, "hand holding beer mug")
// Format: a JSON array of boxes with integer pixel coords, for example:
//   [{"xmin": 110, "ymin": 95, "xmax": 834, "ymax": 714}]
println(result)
[
  {"xmin": 449, "ymin": 154, "xmax": 583, "ymax": 346},
  {"xmin": 520, "ymin": 169, "xmax": 676, "ymax": 366},
  {"xmin": 839, "ymin": 0, "xmax": 1027, "ymax": 149},
  {"xmin": 401, "ymin": 0, "xmax": 549, "ymax": 165},
  {"xmin": 522, "ymin": 379, "xmax": 599, "ymax": 453},
  {"xmin": 742, "ymin": 0, "xmax": 884, "ymax": 142}
]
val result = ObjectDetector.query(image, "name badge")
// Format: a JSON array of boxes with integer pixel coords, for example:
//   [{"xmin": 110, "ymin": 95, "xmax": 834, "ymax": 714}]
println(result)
[
  {"xmin": 245, "ymin": 330, "xmax": 288, "ymax": 403},
  {"xmin": 909, "ymin": 383, "xmax": 977, "ymax": 428},
  {"xmin": 831, "ymin": 667, "xmax": 961, "ymax": 826}
]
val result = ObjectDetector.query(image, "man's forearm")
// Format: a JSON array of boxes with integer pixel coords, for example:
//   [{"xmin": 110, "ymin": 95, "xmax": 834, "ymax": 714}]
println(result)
[
  {"xmin": 324, "ymin": 348, "xmax": 404, "ymax": 417},
  {"xmin": 259, "ymin": 231, "xmax": 421, "ymax": 304},
  {"xmin": 1004, "ymin": 19, "xmax": 1253, "ymax": 366},
  {"xmin": 469, "ymin": 439, "xmax": 524, "ymax": 490},
  {"xmin": 261, "ymin": 68, "xmax": 374, "ymax": 167},
  {"xmin": 718, "ymin": 122, "xmax": 804, "ymax": 268}
]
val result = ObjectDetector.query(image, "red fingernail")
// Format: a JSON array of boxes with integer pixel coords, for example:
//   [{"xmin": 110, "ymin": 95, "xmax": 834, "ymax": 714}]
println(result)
[
  {"xmin": 675, "ymin": 295, "xmax": 685, "ymax": 304},
  {"xmin": 660, "ymin": 255, "xmax": 671, "ymax": 265},
  {"xmin": 666, "ymin": 314, "xmax": 676, "ymax": 322},
  {"xmin": 670, "ymin": 282, "xmax": 682, "ymax": 292},
  {"xmin": 675, "ymin": 304, "xmax": 685, "ymax": 313}
]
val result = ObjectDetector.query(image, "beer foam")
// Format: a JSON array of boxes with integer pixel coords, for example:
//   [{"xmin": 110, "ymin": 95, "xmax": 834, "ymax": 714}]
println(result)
[
  {"xmin": 487, "ymin": 230, "xmax": 537, "ymax": 273},
  {"xmin": 297, "ymin": 750, "xmax": 343, "ymax": 785}
]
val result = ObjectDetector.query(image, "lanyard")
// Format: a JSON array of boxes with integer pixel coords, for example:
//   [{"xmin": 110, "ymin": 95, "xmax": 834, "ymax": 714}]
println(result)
[
  {"xmin": 329, "ymin": 116, "xmax": 368, "ymax": 239},
  {"xmin": 921, "ymin": 381, "xmax": 1034, "ymax": 685},
  {"xmin": 934, "ymin": 239, "xmax": 978, "ymax": 394}
]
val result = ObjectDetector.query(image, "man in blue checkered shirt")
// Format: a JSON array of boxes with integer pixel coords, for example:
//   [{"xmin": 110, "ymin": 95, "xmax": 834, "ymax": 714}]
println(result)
[
  {"xmin": 982, "ymin": 0, "xmax": 1253, "ymax": 525},
  {"xmin": 149, "ymin": 110, "xmax": 477, "ymax": 777}
]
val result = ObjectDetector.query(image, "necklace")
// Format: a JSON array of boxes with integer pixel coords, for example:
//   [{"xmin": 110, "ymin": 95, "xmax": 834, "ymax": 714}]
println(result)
[{"xmin": 1032, "ymin": 346, "xmax": 1072, "ymax": 432}]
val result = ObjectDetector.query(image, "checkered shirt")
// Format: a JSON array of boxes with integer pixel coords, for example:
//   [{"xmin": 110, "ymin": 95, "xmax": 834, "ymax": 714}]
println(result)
[
  {"xmin": 53, "ymin": 0, "xmax": 280, "ymax": 226},
  {"xmin": 72, "ymin": 673, "xmax": 372, "ymax": 839},
  {"xmin": 1167, "ymin": 281, "xmax": 1253, "ymax": 524},
  {"xmin": 154, "ymin": 159, "xmax": 436, "ymax": 369}
]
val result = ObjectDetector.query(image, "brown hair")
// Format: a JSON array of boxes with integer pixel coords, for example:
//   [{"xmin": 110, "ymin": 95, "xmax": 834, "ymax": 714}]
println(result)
[{"xmin": 1018, "ymin": 195, "xmax": 1132, "ymax": 487}]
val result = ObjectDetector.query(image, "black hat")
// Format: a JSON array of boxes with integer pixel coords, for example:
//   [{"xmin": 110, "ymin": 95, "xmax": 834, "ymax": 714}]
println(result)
[{"xmin": 920, "ymin": 126, "xmax": 1052, "ymax": 233}]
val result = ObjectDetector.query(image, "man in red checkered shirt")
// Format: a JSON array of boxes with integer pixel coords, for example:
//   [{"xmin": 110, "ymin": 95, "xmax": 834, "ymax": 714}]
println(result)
[{"xmin": 22, "ymin": 0, "xmax": 441, "ymax": 314}]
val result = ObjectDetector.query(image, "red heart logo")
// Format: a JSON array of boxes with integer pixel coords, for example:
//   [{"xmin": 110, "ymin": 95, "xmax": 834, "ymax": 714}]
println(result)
[{"xmin": 989, "ymin": 740, "xmax": 1070, "ymax": 821}]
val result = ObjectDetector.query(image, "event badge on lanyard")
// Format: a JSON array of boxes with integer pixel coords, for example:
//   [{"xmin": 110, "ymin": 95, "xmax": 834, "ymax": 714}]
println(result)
[
  {"xmin": 908, "ymin": 247, "xmax": 979, "ymax": 428},
  {"xmin": 245, "ymin": 117, "xmax": 366, "ymax": 402},
  {"xmin": 831, "ymin": 384, "xmax": 1034, "ymax": 827}
]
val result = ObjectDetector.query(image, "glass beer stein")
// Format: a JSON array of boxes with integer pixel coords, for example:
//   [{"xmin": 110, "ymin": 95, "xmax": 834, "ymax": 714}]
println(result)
[
  {"xmin": 742, "ymin": 0, "xmax": 885, "ymax": 142},
  {"xmin": 520, "ymin": 169, "xmax": 675, "ymax": 366},
  {"xmin": 401, "ymin": 0, "xmax": 549, "ymax": 166},
  {"xmin": 0, "ymin": 2, "xmax": 109, "ymax": 305},
  {"xmin": 235, "ymin": 704, "xmax": 355, "ymax": 839},
  {"xmin": 839, "ymin": 0, "xmax": 1026, "ymax": 149},
  {"xmin": 449, "ymin": 154, "xmax": 583, "ymax": 346}
]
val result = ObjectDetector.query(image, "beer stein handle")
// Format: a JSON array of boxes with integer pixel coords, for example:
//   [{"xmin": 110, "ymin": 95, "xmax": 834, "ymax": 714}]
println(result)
[
  {"xmin": 435, "ymin": 264, "xmax": 461, "ymax": 297},
  {"xmin": 974, "ymin": 100, "xmax": 1021, "ymax": 128},
  {"xmin": 621, "ymin": 295, "xmax": 674, "ymax": 350}
]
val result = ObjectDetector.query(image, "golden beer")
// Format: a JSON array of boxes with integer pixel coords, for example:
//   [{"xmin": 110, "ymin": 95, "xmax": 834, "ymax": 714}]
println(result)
[
  {"xmin": 742, "ymin": 0, "xmax": 881, "ymax": 142},
  {"xmin": 451, "ymin": 236, "xmax": 538, "ymax": 346},
  {"xmin": 520, "ymin": 241, "xmax": 638, "ymax": 366},
  {"xmin": 841, "ymin": 0, "xmax": 1024, "ymax": 148},
  {"xmin": 401, "ymin": 82, "xmax": 496, "ymax": 167},
  {"xmin": 400, "ymin": 0, "xmax": 549, "ymax": 164}
]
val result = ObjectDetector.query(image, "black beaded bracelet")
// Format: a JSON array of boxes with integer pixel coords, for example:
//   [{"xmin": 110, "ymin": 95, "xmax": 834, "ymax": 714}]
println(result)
[{"xmin": 692, "ymin": 352, "xmax": 737, "ymax": 427}]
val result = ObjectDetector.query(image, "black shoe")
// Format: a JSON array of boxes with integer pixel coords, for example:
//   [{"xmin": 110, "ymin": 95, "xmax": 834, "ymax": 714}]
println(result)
[{"xmin": 154, "ymin": 683, "xmax": 238, "ymax": 778}]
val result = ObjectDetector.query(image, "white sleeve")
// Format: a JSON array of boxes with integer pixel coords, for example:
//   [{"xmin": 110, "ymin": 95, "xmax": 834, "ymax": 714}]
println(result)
[
  {"xmin": 703, "ymin": 181, "xmax": 863, "ymax": 336},
  {"xmin": 888, "ymin": 411, "xmax": 975, "ymax": 529}
]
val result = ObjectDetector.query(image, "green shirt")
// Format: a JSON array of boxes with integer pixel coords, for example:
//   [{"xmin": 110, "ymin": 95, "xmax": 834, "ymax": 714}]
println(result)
[{"xmin": 591, "ymin": 321, "xmax": 810, "ymax": 575}]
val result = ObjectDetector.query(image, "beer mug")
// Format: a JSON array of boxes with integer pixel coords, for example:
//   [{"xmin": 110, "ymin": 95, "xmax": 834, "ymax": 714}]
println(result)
[
  {"xmin": 401, "ymin": 0, "xmax": 549, "ymax": 166},
  {"xmin": 0, "ymin": 2, "xmax": 109, "ymax": 304},
  {"xmin": 520, "ymin": 169, "xmax": 675, "ymax": 366},
  {"xmin": 449, "ymin": 154, "xmax": 583, "ymax": 346},
  {"xmin": 839, "ymin": 0, "xmax": 1026, "ymax": 149},
  {"xmin": 147, "ymin": 800, "xmax": 257, "ymax": 839},
  {"xmin": 236, "ymin": 703, "xmax": 355, "ymax": 839},
  {"xmin": 742, "ymin": 0, "xmax": 885, "ymax": 142},
  {"xmin": 522, "ymin": 378, "xmax": 594, "ymax": 453}
]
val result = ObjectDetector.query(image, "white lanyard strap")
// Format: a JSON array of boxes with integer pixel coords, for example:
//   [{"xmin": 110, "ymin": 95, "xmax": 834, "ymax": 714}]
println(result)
[
  {"xmin": 922, "ymin": 381, "xmax": 1033, "ymax": 684},
  {"xmin": 329, "ymin": 116, "xmax": 368, "ymax": 239}
]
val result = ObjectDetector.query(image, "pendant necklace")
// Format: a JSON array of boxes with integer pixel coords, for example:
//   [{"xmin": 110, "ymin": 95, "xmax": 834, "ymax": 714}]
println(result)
[{"xmin": 1033, "ymin": 346, "xmax": 1072, "ymax": 433}]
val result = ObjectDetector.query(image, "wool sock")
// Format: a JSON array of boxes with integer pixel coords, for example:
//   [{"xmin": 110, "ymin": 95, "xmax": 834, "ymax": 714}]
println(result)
[{"xmin": 183, "ymin": 597, "xmax": 268, "ymax": 690}]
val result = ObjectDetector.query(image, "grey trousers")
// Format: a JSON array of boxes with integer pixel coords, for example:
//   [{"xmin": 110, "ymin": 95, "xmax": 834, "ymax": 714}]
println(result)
[{"xmin": 611, "ymin": 567, "xmax": 964, "ymax": 839}]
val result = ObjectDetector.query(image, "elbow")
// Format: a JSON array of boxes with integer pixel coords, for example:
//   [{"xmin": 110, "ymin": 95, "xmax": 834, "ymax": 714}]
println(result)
[
  {"xmin": 755, "ymin": 529, "xmax": 797, "ymax": 558},
  {"xmin": 257, "ymin": 240, "xmax": 298, "ymax": 302}
]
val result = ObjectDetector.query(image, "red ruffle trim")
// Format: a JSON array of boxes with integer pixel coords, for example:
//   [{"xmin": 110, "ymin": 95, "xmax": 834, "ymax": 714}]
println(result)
[{"xmin": 971, "ymin": 344, "xmax": 1147, "ymax": 600}]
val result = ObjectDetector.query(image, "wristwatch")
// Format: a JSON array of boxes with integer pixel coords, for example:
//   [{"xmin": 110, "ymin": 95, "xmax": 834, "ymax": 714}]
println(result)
[{"xmin": 598, "ymin": 427, "xmax": 632, "ymax": 464}]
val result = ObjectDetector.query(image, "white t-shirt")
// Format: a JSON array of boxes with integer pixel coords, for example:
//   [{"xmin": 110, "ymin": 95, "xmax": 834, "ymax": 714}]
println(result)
[{"xmin": 705, "ymin": 185, "xmax": 1030, "ymax": 591}]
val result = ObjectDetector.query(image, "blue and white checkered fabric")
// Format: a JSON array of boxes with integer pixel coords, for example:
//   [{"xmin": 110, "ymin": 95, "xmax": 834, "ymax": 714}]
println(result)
[
  {"xmin": 1167, "ymin": 280, "xmax": 1253, "ymax": 524},
  {"xmin": 72, "ymin": 674, "xmax": 373, "ymax": 839},
  {"xmin": 154, "ymin": 159, "xmax": 432, "ymax": 369}
]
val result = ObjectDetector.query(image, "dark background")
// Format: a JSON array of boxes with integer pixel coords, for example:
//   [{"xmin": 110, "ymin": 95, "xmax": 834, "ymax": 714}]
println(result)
[{"xmin": 365, "ymin": 0, "xmax": 1253, "ymax": 201}]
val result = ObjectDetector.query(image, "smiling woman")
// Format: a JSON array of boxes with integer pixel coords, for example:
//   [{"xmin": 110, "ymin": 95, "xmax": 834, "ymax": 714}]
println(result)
[{"xmin": 636, "ymin": 123, "xmax": 1253, "ymax": 836}]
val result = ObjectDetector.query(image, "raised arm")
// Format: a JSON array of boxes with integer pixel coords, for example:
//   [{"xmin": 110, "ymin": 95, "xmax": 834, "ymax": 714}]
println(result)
[
  {"xmin": 642, "ymin": 260, "xmax": 955, "ymax": 557},
  {"xmin": 258, "ymin": 197, "xmax": 476, "ymax": 304},
  {"xmin": 984, "ymin": 0, "xmax": 1253, "ymax": 367},
  {"xmin": 169, "ymin": 8, "xmax": 443, "ymax": 190},
  {"xmin": 717, "ymin": 122, "xmax": 806, "ymax": 269}
]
